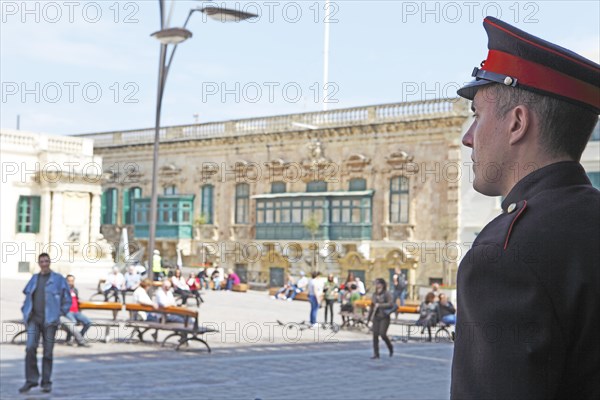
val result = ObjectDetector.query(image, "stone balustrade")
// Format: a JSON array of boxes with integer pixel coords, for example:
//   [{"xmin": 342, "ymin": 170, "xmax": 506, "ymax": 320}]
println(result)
[{"xmin": 77, "ymin": 98, "xmax": 469, "ymax": 148}]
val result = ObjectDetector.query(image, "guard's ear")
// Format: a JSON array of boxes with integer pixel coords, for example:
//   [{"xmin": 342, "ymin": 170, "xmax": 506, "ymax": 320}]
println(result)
[{"xmin": 507, "ymin": 105, "xmax": 532, "ymax": 145}]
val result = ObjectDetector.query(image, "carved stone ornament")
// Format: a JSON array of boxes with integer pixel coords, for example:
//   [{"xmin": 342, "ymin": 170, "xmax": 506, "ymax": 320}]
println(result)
[
  {"xmin": 386, "ymin": 151, "xmax": 418, "ymax": 171},
  {"xmin": 345, "ymin": 153, "xmax": 371, "ymax": 173},
  {"xmin": 158, "ymin": 164, "xmax": 181, "ymax": 178},
  {"xmin": 195, "ymin": 163, "xmax": 219, "ymax": 183},
  {"xmin": 302, "ymin": 139, "xmax": 330, "ymax": 167},
  {"xmin": 264, "ymin": 158, "xmax": 289, "ymax": 173}
]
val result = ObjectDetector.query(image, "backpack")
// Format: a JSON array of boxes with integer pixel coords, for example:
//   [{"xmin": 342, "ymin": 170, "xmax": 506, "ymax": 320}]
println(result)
[{"xmin": 395, "ymin": 274, "xmax": 407, "ymax": 292}]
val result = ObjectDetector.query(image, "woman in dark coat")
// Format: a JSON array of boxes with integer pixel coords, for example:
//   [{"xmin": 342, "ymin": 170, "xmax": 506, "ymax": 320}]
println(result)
[
  {"xmin": 416, "ymin": 292, "xmax": 439, "ymax": 341},
  {"xmin": 367, "ymin": 278, "xmax": 394, "ymax": 359}
]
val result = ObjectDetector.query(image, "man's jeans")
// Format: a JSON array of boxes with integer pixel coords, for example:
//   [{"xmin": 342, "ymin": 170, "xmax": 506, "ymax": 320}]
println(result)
[
  {"xmin": 392, "ymin": 289, "xmax": 407, "ymax": 307},
  {"xmin": 441, "ymin": 314, "xmax": 456, "ymax": 325},
  {"xmin": 308, "ymin": 295, "xmax": 319, "ymax": 325},
  {"xmin": 62, "ymin": 312, "xmax": 92, "ymax": 343},
  {"xmin": 288, "ymin": 286, "xmax": 303, "ymax": 300},
  {"xmin": 25, "ymin": 320, "xmax": 58, "ymax": 385}
]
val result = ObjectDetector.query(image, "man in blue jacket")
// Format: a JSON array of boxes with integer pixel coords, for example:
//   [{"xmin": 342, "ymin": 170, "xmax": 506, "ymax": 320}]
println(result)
[{"xmin": 19, "ymin": 253, "xmax": 71, "ymax": 394}]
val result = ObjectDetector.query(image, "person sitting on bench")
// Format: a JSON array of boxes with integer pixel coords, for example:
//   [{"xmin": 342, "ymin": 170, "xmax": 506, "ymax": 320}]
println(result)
[
  {"xmin": 103, "ymin": 266, "xmax": 124, "ymax": 302},
  {"xmin": 416, "ymin": 292, "xmax": 439, "ymax": 342},
  {"xmin": 437, "ymin": 293, "xmax": 456, "ymax": 326},
  {"xmin": 61, "ymin": 274, "xmax": 91, "ymax": 347},
  {"xmin": 132, "ymin": 279, "xmax": 156, "ymax": 321},
  {"xmin": 153, "ymin": 280, "xmax": 186, "ymax": 324},
  {"xmin": 122, "ymin": 265, "xmax": 141, "ymax": 304},
  {"xmin": 171, "ymin": 269, "xmax": 193, "ymax": 306}
]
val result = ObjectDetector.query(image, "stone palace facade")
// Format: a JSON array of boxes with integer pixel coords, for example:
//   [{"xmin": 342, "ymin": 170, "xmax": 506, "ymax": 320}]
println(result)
[{"xmin": 79, "ymin": 98, "xmax": 474, "ymax": 298}]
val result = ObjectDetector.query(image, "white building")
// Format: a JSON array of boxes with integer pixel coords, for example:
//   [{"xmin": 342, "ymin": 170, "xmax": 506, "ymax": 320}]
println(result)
[{"xmin": 0, "ymin": 129, "xmax": 113, "ymax": 281}]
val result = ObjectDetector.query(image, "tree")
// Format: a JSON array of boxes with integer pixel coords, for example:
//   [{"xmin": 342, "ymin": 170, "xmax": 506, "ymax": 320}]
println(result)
[{"xmin": 303, "ymin": 213, "xmax": 321, "ymax": 271}]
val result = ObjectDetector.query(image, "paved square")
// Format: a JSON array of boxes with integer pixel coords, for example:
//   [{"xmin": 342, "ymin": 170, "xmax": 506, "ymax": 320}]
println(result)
[{"xmin": 1, "ymin": 276, "xmax": 453, "ymax": 399}]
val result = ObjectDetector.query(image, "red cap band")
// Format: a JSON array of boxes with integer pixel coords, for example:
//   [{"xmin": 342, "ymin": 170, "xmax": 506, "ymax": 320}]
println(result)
[{"xmin": 482, "ymin": 49, "xmax": 600, "ymax": 110}]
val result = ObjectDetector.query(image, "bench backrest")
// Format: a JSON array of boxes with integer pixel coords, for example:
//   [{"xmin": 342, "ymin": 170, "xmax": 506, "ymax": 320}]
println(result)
[
  {"xmin": 79, "ymin": 301, "xmax": 123, "ymax": 311},
  {"xmin": 124, "ymin": 303, "xmax": 199, "ymax": 329},
  {"xmin": 78, "ymin": 301, "xmax": 122, "ymax": 320}
]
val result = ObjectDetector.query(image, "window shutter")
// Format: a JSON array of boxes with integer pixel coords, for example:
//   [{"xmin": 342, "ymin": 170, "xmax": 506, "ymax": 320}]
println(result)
[
  {"xmin": 101, "ymin": 191, "xmax": 107, "ymax": 224},
  {"xmin": 16, "ymin": 196, "xmax": 26, "ymax": 232},
  {"xmin": 123, "ymin": 189, "xmax": 130, "ymax": 224},
  {"xmin": 30, "ymin": 196, "xmax": 41, "ymax": 233}
]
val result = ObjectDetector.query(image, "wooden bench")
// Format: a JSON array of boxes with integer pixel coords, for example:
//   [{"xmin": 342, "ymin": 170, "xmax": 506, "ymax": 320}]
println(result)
[
  {"xmin": 268, "ymin": 287, "xmax": 309, "ymax": 301},
  {"xmin": 340, "ymin": 310, "xmax": 369, "ymax": 330},
  {"xmin": 7, "ymin": 301, "xmax": 123, "ymax": 344},
  {"xmin": 348, "ymin": 298, "xmax": 453, "ymax": 341},
  {"xmin": 124, "ymin": 303, "xmax": 217, "ymax": 352},
  {"xmin": 78, "ymin": 301, "xmax": 123, "ymax": 343},
  {"xmin": 232, "ymin": 283, "xmax": 248, "ymax": 292}
]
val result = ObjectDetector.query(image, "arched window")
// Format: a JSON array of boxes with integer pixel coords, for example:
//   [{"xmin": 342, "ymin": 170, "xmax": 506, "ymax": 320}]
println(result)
[{"xmin": 389, "ymin": 176, "xmax": 409, "ymax": 223}]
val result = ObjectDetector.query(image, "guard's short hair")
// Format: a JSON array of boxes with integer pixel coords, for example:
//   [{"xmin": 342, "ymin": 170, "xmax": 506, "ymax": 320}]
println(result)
[
  {"xmin": 38, "ymin": 253, "xmax": 50, "ymax": 261},
  {"xmin": 487, "ymin": 84, "xmax": 598, "ymax": 161}
]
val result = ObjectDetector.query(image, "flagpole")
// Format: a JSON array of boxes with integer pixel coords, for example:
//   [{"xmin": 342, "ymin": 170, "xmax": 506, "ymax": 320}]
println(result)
[{"xmin": 322, "ymin": 0, "xmax": 331, "ymax": 111}]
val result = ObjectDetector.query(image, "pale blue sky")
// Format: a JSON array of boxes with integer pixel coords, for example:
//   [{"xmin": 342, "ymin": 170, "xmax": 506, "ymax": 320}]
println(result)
[{"xmin": 1, "ymin": 1, "xmax": 598, "ymax": 135}]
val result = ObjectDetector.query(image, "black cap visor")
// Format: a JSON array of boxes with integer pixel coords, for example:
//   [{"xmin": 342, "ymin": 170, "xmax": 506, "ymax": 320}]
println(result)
[
  {"xmin": 457, "ymin": 79, "xmax": 493, "ymax": 100},
  {"xmin": 457, "ymin": 66, "xmax": 518, "ymax": 100}
]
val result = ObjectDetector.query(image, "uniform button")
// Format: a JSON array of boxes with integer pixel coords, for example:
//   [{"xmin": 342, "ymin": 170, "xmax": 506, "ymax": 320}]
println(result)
[
  {"xmin": 507, "ymin": 203, "xmax": 517, "ymax": 213},
  {"xmin": 504, "ymin": 76, "xmax": 513, "ymax": 86}
]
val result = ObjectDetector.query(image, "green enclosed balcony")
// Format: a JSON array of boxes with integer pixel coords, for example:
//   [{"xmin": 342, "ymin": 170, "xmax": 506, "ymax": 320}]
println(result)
[
  {"xmin": 253, "ymin": 190, "xmax": 374, "ymax": 241},
  {"xmin": 133, "ymin": 195, "xmax": 194, "ymax": 239}
]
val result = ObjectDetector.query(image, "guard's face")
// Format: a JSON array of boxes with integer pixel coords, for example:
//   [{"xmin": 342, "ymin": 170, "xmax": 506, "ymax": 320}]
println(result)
[
  {"xmin": 462, "ymin": 88, "xmax": 510, "ymax": 196},
  {"xmin": 67, "ymin": 276, "xmax": 75, "ymax": 288}
]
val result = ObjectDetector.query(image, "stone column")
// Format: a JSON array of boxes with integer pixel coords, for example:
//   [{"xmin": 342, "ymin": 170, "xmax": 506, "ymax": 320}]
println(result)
[
  {"xmin": 90, "ymin": 193, "xmax": 101, "ymax": 241},
  {"xmin": 40, "ymin": 190, "xmax": 52, "ymax": 244},
  {"xmin": 50, "ymin": 191, "xmax": 63, "ymax": 261},
  {"xmin": 408, "ymin": 266, "xmax": 417, "ymax": 300}
]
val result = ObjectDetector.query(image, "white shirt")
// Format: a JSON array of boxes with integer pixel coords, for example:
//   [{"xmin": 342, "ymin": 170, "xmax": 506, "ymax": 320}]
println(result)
[
  {"xmin": 308, "ymin": 277, "xmax": 325, "ymax": 300},
  {"xmin": 155, "ymin": 288, "xmax": 176, "ymax": 307},
  {"xmin": 132, "ymin": 287, "xmax": 153, "ymax": 306},
  {"xmin": 296, "ymin": 276, "xmax": 308, "ymax": 290},
  {"xmin": 357, "ymin": 280, "xmax": 366, "ymax": 295},
  {"xmin": 124, "ymin": 272, "xmax": 141, "ymax": 290},
  {"xmin": 104, "ymin": 272, "xmax": 125, "ymax": 290},
  {"xmin": 171, "ymin": 276, "xmax": 189, "ymax": 291},
  {"xmin": 132, "ymin": 287, "xmax": 153, "ymax": 320}
]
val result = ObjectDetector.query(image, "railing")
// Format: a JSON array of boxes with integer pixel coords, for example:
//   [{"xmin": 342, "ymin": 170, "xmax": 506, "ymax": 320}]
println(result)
[
  {"xmin": 76, "ymin": 98, "xmax": 469, "ymax": 148},
  {"xmin": 47, "ymin": 136, "xmax": 85, "ymax": 154},
  {"xmin": 1, "ymin": 129, "xmax": 90, "ymax": 154}
]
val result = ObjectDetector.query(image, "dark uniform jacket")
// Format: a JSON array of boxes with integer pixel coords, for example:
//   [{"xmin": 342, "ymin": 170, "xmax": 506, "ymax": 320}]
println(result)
[{"xmin": 451, "ymin": 161, "xmax": 600, "ymax": 399}]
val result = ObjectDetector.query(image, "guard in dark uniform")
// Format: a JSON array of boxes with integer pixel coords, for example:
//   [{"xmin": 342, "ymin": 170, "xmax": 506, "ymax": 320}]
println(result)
[{"xmin": 452, "ymin": 17, "xmax": 600, "ymax": 399}]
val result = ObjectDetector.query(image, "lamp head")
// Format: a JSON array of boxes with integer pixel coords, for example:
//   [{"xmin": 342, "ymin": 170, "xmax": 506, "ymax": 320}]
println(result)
[{"xmin": 151, "ymin": 27, "xmax": 193, "ymax": 45}]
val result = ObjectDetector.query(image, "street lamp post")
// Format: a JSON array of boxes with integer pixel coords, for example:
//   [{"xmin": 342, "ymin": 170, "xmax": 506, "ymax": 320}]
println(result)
[{"xmin": 147, "ymin": 1, "xmax": 257, "ymax": 280}]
